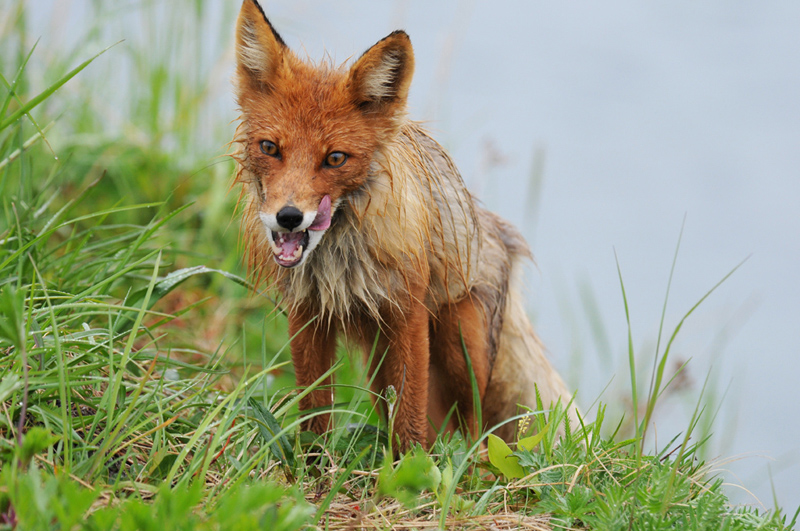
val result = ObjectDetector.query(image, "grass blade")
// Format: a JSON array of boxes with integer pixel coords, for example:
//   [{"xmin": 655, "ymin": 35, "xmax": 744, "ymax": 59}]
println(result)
[
  {"xmin": 0, "ymin": 42, "xmax": 119, "ymax": 131},
  {"xmin": 248, "ymin": 397, "xmax": 295, "ymax": 468},
  {"xmin": 641, "ymin": 256, "xmax": 748, "ymax": 446},
  {"xmin": 614, "ymin": 249, "xmax": 639, "ymax": 454}
]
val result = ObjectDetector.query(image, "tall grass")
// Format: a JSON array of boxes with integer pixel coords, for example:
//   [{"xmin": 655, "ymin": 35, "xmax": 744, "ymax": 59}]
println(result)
[{"xmin": 0, "ymin": 2, "xmax": 796, "ymax": 530}]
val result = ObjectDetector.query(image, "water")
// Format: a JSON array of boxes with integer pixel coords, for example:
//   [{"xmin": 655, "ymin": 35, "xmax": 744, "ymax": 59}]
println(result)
[{"xmin": 23, "ymin": 0, "xmax": 800, "ymax": 510}]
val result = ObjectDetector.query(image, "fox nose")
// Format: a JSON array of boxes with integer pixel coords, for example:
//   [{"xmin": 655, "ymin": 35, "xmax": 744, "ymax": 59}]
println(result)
[{"xmin": 276, "ymin": 206, "xmax": 304, "ymax": 231}]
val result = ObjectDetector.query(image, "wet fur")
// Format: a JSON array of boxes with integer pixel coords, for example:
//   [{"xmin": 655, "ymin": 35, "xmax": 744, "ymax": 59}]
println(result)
[{"xmin": 233, "ymin": 0, "xmax": 574, "ymax": 449}]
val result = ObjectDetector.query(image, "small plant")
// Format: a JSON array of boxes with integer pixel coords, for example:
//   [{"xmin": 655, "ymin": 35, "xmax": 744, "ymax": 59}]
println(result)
[{"xmin": 376, "ymin": 446, "xmax": 441, "ymax": 508}]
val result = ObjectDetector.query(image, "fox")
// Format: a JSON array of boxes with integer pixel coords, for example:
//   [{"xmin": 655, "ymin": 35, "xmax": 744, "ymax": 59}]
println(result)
[{"xmin": 232, "ymin": 0, "xmax": 575, "ymax": 451}]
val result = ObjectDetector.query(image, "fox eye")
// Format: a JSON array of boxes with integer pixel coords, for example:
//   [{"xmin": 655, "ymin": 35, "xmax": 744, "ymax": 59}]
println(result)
[
  {"xmin": 324, "ymin": 151, "xmax": 348, "ymax": 168},
  {"xmin": 260, "ymin": 140, "xmax": 280, "ymax": 158}
]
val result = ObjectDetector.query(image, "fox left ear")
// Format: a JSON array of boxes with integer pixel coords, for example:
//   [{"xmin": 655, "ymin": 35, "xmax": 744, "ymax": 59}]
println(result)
[
  {"xmin": 235, "ymin": 0, "xmax": 289, "ymax": 92},
  {"xmin": 348, "ymin": 31, "xmax": 415, "ymax": 113}
]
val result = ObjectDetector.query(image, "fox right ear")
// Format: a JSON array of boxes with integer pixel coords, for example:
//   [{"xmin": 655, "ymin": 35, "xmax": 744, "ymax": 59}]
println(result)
[
  {"xmin": 348, "ymin": 30, "xmax": 415, "ymax": 114},
  {"xmin": 235, "ymin": 0, "xmax": 287, "ymax": 89}
]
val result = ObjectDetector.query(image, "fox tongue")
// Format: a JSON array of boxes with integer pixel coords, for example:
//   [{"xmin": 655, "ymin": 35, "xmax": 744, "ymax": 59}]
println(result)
[
  {"xmin": 275, "ymin": 231, "xmax": 304, "ymax": 259},
  {"xmin": 308, "ymin": 195, "xmax": 332, "ymax": 231}
]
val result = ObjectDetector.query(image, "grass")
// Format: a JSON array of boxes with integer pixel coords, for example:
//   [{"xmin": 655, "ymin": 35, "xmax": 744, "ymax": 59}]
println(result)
[{"xmin": 1, "ymin": 2, "xmax": 797, "ymax": 530}]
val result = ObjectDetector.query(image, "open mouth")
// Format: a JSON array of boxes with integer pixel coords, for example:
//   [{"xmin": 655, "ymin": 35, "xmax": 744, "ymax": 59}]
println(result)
[
  {"xmin": 269, "ymin": 229, "xmax": 310, "ymax": 267},
  {"xmin": 268, "ymin": 195, "xmax": 332, "ymax": 268}
]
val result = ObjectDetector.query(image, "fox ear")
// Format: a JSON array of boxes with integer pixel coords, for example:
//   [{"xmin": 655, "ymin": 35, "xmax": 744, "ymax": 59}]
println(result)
[
  {"xmin": 348, "ymin": 31, "xmax": 415, "ymax": 113},
  {"xmin": 235, "ymin": 0, "xmax": 287, "ymax": 89}
]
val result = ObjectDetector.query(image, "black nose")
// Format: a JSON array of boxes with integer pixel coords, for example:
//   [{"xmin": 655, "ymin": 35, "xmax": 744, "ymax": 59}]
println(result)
[{"xmin": 276, "ymin": 206, "xmax": 304, "ymax": 231}]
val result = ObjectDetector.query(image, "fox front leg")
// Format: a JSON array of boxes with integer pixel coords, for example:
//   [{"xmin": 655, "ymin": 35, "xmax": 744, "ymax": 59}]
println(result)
[
  {"xmin": 366, "ymin": 293, "xmax": 431, "ymax": 453},
  {"xmin": 289, "ymin": 305, "xmax": 337, "ymax": 436}
]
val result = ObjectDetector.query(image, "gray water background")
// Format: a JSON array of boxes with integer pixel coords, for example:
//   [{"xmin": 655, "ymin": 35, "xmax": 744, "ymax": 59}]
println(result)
[{"xmin": 23, "ymin": 0, "xmax": 800, "ymax": 510}]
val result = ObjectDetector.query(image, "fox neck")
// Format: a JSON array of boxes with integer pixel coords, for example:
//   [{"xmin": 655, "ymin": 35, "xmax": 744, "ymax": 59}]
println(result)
[{"xmin": 268, "ymin": 131, "xmax": 429, "ymax": 324}]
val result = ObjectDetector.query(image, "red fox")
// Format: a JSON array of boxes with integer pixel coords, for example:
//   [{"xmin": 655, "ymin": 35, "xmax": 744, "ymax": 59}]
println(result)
[{"xmin": 233, "ymin": 0, "xmax": 575, "ymax": 450}]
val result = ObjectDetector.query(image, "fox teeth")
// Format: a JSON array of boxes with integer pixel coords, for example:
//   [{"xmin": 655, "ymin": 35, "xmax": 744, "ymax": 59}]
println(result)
[
  {"xmin": 268, "ymin": 231, "xmax": 305, "ymax": 263},
  {"xmin": 269, "ymin": 239, "xmax": 282, "ymax": 255}
]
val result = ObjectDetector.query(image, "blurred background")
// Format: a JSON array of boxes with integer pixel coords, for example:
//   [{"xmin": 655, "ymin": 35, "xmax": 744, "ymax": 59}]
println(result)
[{"xmin": 7, "ymin": 0, "xmax": 799, "ymax": 510}]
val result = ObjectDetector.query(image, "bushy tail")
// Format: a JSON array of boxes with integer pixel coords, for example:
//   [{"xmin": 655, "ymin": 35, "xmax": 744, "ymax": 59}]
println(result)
[{"xmin": 482, "ymin": 256, "xmax": 577, "ymax": 442}]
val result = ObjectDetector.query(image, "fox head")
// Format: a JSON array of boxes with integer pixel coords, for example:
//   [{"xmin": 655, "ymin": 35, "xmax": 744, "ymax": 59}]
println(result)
[{"xmin": 234, "ymin": 0, "xmax": 415, "ymax": 269}]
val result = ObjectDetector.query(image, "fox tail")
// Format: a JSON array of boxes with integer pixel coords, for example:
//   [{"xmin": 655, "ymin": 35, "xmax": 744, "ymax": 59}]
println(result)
[{"xmin": 483, "ymin": 243, "xmax": 578, "ymax": 441}]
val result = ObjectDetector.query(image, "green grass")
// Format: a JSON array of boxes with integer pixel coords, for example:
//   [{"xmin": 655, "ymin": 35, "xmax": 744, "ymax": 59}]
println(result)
[{"xmin": 0, "ymin": 2, "xmax": 797, "ymax": 530}]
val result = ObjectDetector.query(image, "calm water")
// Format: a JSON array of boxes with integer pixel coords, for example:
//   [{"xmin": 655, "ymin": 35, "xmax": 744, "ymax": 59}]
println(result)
[{"xmin": 26, "ymin": 0, "xmax": 800, "ymax": 510}]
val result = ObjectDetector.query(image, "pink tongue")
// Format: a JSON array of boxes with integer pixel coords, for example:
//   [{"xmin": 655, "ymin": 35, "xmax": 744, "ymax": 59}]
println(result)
[
  {"xmin": 276, "ymin": 231, "xmax": 304, "ymax": 257},
  {"xmin": 308, "ymin": 195, "xmax": 332, "ymax": 231}
]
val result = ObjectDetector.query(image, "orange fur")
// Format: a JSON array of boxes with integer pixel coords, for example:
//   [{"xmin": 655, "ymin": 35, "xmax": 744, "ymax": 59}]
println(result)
[{"xmin": 233, "ymin": 0, "xmax": 575, "ymax": 452}]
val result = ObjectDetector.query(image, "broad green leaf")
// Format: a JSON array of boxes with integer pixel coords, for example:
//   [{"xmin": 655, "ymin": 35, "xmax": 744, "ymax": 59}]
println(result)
[
  {"xmin": 487, "ymin": 433, "xmax": 525, "ymax": 479},
  {"xmin": 518, "ymin": 421, "xmax": 550, "ymax": 452}
]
